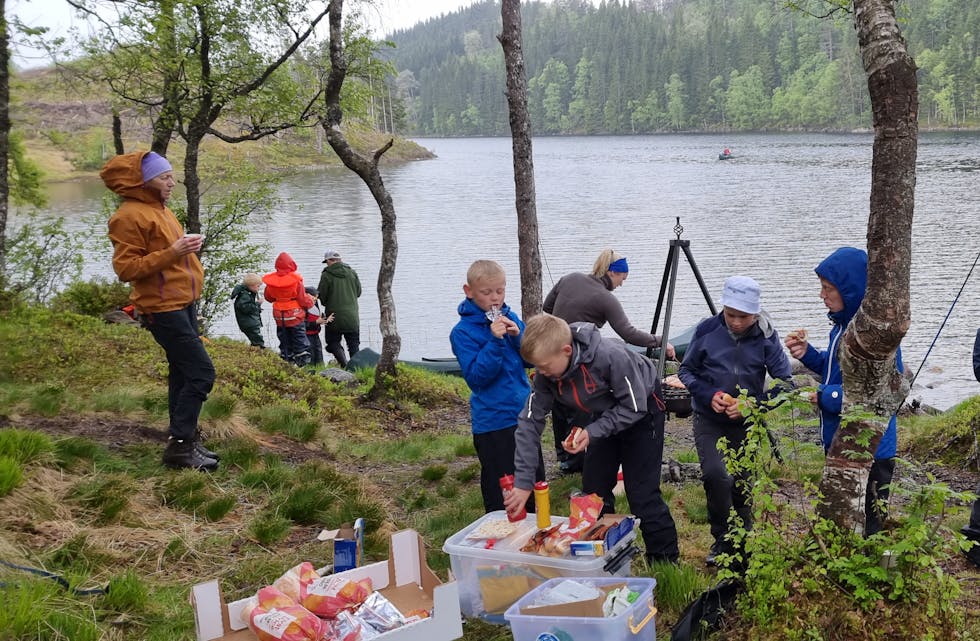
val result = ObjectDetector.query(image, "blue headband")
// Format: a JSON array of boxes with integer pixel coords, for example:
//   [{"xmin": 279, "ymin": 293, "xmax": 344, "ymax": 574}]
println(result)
[{"xmin": 608, "ymin": 257, "xmax": 629, "ymax": 273}]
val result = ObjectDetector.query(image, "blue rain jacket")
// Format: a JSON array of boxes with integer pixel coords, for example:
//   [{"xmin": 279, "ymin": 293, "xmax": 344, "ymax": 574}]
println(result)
[
  {"xmin": 799, "ymin": 247, "xmax": 903, "ymax": 458},
  {"xmin": 450, "ymin": 298, "xmax": 530, "ymax": 434}
]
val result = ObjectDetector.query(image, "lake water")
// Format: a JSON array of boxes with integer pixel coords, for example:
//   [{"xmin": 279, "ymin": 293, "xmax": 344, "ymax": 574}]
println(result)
[{"xmin": 18, "ymin": 132, "xmax": 980, "ymax": 410}]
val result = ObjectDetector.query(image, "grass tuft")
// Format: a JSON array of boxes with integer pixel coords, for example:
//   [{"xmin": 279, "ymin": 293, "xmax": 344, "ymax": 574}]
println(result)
[
  {"xmin": 648, "ymin": 560, "xmax": 710, "ymax": 615},
  {"xmin": 281, "ymin": 485, "xmax": 336, "ymax": 525},
  {"xmin": 249, "ymin": 404, "xmax": 320, "ymax": 442},
  {"xmin": 0, "ymin": 428, "xmax": 54, "ymax": 464},
  {"xmin": 29, "ymin": 384, "xmax": 68, "ymax": 416},
  {"xmin": 204, "ymin": 495, "xmax": 238, "ymax": 522},
  {"xmin": 90, "ymin": 387, "xmax": 145, "ymax": 413},
  {"xmin": 70, "ymin": 473, "xmax": 138, "ymax": 523},
  {"xmin": 219, "ymin": 437, "xmax": 260, "ymax": 470},
  {"xmin": 54, "ymin": 436, "xmax": 103, "ymax": 469},
  {"xmin": 455, "ymin": 463, "xmax": 480, "ymax": 483},
  {"xmin": 158, "ymin": 470, "xmax": 211, "ymax": 513},
  {"xmin": 421, "ymin": 464, "xmax": 448, "ymax": 482},
  {"xmin": 0, "ymin": 579, "xmax": 100, "ymax": 641},
  {"xmin": 201, "ymin": 392, "xmax": 238, "ymax": 420},
  {"xmin": 249, "ymin": 510, "xmax": 293, "ymax": 545},
  {"xmin": 0, "ymin": 456, "xmax": 24, "ymax": 497},
  {"xmin": 104, "ymin": 569, "xmax": 149, "ymax": 612}
]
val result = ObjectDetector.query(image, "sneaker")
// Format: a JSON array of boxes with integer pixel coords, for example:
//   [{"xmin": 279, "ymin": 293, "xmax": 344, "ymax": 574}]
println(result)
[{"xmin": 162, "ymin": 438, "xmax": 219, "ymax": 472}]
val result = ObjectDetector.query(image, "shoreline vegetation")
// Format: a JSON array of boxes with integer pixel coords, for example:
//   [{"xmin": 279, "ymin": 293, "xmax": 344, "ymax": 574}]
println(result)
[{"xmin": 0, "ymin": 304, "xmax": 979, "ymax": 640}]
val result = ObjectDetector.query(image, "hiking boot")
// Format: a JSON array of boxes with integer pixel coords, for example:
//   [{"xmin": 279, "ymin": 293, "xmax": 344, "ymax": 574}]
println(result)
[
  {"xmin": 193, "ymin": 432, "xmax": 220, "ymax": 461},
  {"xmin": 706, "ymin": 541, "xmax": 728, "ymax": 567},
  {"xmin": 162, "ymin": 438, "xmax": 219, "ymax": 472}
]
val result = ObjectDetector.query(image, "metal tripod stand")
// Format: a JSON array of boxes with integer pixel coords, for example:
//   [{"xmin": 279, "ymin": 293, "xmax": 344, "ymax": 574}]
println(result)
[{"xmin": 648, "ymin": 217, "xmax": 717, "ymax": 378}]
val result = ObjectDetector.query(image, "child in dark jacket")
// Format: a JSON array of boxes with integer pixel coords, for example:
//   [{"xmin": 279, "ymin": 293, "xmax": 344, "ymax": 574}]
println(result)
[
  {"xmin": 304, "ymin": 286, "xmax": 324, "ymax": 366},
  {"xmin": 784, "ymin": 247, "xmax": 904, "ymax": 536},
  {"xmin": 450, "ymin": 260, "xmax": 543, "ymax": 514},
  {"xmin": 507, "ymin": 313, "xmax": 679, "ymax": 564},
  {"xmin": 231, "ymin": 273, "xmax": 264, "ymax": 347},
  {"xmin": 679, "ymin": 276, "xmax": 793, "ymax": 566}
]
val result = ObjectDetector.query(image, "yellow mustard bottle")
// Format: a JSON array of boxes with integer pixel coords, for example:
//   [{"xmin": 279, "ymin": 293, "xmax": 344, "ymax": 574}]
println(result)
[{"xmin": 534, "ymin": 481, "xmax": 551, "ymax": 529}]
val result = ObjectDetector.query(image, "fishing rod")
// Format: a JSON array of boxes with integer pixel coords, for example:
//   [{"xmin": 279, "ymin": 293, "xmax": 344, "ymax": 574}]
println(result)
[{"xmin": 907, "ymin": 246, "xmax": 980, "ymax": 393}]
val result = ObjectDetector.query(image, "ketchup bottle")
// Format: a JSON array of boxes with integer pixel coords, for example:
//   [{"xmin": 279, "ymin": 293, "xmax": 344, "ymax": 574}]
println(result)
[{"xmin": 499, "ymin": 474, "xmax": 527, "ymax": 522}]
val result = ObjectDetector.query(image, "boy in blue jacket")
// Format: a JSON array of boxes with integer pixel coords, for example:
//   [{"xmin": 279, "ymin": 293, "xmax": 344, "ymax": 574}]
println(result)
[
  {"xmin": 680, "ymin": 276, "xmax": 793, "ymax": 565},
  {"xmin": 450, "ymin": 260, "xmax": 543, "ymax": 513},
  {"xmin": 785, "ymin": 247, "xmax": 903, "ymax": 536}
]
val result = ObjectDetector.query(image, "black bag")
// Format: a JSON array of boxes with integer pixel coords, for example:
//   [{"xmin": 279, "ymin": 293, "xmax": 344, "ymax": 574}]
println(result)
[{"xmin": 670, "ymin": 579, "xmax": 743, "ymax": 641}]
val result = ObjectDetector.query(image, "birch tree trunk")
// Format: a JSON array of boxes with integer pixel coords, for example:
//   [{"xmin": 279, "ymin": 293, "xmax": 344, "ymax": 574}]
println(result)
[
  {"xmin": 818, "ymin": 0, "xmax": 917, "ymax": 532},
  {"xmin": 498, "ymin": 0, "xmax": 543, "ymax": 318},
  {"xmin": 321, "ymin": 0, "xmax": 401, "ymax": 394}
]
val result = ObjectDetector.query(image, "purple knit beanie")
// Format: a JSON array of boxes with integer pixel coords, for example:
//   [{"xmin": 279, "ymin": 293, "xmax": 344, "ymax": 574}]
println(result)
[{"xmin": 141, "ymin": 152, "xmax": 173, "ymax": 182}]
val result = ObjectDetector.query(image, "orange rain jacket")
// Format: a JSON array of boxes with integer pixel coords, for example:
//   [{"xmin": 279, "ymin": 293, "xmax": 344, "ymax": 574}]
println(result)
[
  {"xmin": 263, "ymin": 252, "xmax": 314, "ymax": 328},
  {"xmin": 101, "ymin": 151, "xmax": 203, "ymax": 314}
]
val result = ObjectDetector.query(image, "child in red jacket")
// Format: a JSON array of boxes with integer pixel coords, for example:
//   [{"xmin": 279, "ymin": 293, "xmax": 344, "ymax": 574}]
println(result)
[{"xmin": 262, "ymin": 252, "xmax": 314, "ymax": 366}]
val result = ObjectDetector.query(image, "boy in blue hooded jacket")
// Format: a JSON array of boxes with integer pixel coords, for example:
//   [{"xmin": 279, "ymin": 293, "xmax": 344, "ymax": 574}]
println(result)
[
  {"xmin": 785, "ymin": 246, "xmax": 904, "ymax": 536},
  {"xmin": 450, "ymin": 260, "xmax": 543, "ymax": 513}
]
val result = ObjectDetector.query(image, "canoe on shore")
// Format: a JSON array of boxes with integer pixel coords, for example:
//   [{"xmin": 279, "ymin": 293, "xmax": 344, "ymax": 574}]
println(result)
[{"xmin": 344, "ymin": 322, "xmax": 699, "ymax": 377}]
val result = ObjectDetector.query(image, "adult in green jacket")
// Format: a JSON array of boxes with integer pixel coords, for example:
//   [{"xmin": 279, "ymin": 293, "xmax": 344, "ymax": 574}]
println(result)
[{"xmin": 317, "ymin": 249, "xmax": 362, "ymax": 367}]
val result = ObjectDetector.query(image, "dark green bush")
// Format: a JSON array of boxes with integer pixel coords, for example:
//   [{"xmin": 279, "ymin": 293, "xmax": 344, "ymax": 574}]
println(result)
[{"xmin": 50, "ymin": 278, "xmax": 132, "ymax": 318}]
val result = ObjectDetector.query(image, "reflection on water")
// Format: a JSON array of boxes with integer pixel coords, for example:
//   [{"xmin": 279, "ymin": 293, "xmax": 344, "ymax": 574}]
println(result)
[{"xmin": 15, "ymin": 132, "xmax": 980, "ymax": 410}]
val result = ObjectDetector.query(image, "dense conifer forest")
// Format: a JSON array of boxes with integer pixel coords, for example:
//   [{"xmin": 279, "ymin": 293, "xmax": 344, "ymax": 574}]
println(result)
[{"xmin": 384, "ymin": 0, "xmax": 980, "ymax": 135}]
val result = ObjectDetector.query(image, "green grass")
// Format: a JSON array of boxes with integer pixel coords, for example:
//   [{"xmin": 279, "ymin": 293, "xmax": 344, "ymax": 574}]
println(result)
[
  {"xmin": 455, "ymin": 463, "xmax": 480, "ymax": 482},
  {"xmin": 204, "ymin": 495, "xmax": 238, "ymax": 522},
  {"xmin": 219, "ymin": 437, "xmax": 260, "ymax": 470},
  {"xmin": 249, "ymin": 404, "xmax": 320, "ymax": 442},
  {"xmin": 674, "ymin": 448, "xmax": 700, "ymax": 464},
  {"xmin": 0, "ymin": 456, "xmax": 24, "ymax": 496},
  {"xmin": 157, "ymin": 470, "xmax": 213, "ymax": 513},
  {"xmin": 54, "ymin": 436, "xmax": 104, "ymax": 469},
  {"xmin": 0, "ymin": 428, "xmax": 54, "ymax": 463},
  {"xmin": 28, "ymin": 384, "xmax": 68, "ymax": 416},
  {"xmin": 249, "ymin": 510, "xmax": 293, "ymax": 545},
  {"xmin": 201, "ymin": 392, "xmax": 237, "ymax": 420},
  {"xmin": 90, "ymin": 387, "xmax": 147, "ymax": 413},
  {"xmin": 421, "ymin": 464, "xmax": 448, "ymax": 482},
  {"xmin": 676, "ymin": 483, "xmax": 710, "ymax": 524},
  {"xmin": 104, "ymin": 569, "xmax": 149, "ymax": 613},
  {"xmin": 333, "ymin": 431, "xmax": 473, "ymax": 463},
  {"xmin": 645, "ymin": 560, "xmax": 711, "ymax": 615},
  {"xmin": 240, "ymin": 457, "xmax": 294, "ymax": 492},
  {"xmin": 70, "ymin": 473, "xmax": 138, "ymax": 522},
  {"xmin": 0, "ymin": 579, "xmax": 100, "ymax": 641}
]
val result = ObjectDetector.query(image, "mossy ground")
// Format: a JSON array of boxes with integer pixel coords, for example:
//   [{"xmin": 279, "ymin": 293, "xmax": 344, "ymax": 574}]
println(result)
[{"xmin": 0, "ymin": 304, "xmax": 979, "ymax": 640}]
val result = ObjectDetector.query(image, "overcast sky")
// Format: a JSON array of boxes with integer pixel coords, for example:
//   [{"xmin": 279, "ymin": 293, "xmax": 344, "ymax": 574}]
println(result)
[{"xmin": 9, "ymin": 0, "xmax": 487, "ymax": 68}]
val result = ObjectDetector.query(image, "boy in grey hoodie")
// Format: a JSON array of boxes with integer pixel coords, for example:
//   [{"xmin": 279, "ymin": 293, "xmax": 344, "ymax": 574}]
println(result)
[{"xmin": 505, "ymin": 313, "xmax": 679, "ymax": 564}]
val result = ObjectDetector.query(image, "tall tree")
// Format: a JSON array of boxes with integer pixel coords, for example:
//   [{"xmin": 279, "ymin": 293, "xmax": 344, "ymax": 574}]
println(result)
[
  {"xmin": 0, "ymin": 0, "xmax": 8, "ymax": 282},
  {"xmin": 818, "ymin": 0, "xmax": 917, "ymax": 532},
  {"xmin": 499, "ymin": 0, "xmax": 543, "ymax": 317},
  {"xmin": 321, "ymin": 0, "xmax": 401, "ymax": 394},
  {"xmin": 68, "ymin": 0, "xmax": 328, "ymax": 232}
]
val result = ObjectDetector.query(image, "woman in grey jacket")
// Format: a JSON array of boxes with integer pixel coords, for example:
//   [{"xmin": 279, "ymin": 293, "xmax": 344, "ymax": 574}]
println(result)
[{"xmin": 543, "ymin": 249, "xmax": 673, "ymax": 472}]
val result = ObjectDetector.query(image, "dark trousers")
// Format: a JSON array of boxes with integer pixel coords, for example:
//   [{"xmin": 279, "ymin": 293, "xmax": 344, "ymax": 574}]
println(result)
[
  {"xmin": 324, "ymin": 328, "xmax": 360, "ymax": 367},
  {"xmin": 583, "ymin": 412, "xmax": 679, "ymax": 562},
  {"xmin": 962, "ymin": 481, "xmax": 980, "ymax": 566},
  {"xmin": 307, "ymin": 333, "xmax": 324, "ymax": 366},
  {"xmin": 865, "ymin": 457, "xmax": 895, "ymax": 535},
  {"xmin": 143, "ymin": 305, "xmax": 216, "ymax": 441},
  {"xmin": 474, "ymin": 426, "xmax": 544, "ymax": 513},
  {"xmin": 693, "ymin": 413, "xmax": 752, "ymax": 548},
  {"xmin": 240, "ymin": 325, "xmax": 264, "ymax": 347},
  {"xmin": 276, "ymin": 324, "xmax": 310, "ymax": 365}
]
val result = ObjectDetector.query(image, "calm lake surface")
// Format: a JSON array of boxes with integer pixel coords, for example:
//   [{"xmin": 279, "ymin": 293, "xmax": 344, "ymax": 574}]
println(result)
[{"xmin": 23, "ymin": 132, "xmax": 980, "ymax": 410}]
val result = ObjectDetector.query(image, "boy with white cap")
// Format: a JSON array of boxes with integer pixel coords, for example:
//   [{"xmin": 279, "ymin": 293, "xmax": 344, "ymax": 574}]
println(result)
[{"xmin": 679, "ymin": 276, "xmax": 793, "ymax": 565}]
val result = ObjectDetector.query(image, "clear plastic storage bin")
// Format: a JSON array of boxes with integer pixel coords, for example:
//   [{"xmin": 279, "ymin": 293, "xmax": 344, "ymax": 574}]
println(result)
[
  {"xmin": 504, "ymin": 577, "xmax": 657, "ymax": 641},
  {"xmin": 441, "ymin": 510, "xmax": 636, "ymax": 619}
]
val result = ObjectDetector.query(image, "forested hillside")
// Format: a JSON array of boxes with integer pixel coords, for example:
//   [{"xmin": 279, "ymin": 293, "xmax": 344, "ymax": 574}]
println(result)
[{"xmin": 385, "ymin": 0, "xmax": 980, "ymax": 135}]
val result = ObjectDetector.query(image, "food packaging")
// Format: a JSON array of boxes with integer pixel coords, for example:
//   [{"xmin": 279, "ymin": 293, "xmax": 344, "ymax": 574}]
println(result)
[{"xmin": 241, "ymin": 586, "xmax": 325, "ymax": 641}]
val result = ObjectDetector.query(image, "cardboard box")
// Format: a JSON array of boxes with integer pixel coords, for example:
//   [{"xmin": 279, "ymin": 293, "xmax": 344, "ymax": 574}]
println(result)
[
  {"xmin": 317, "ymin": 517, "xmax": 365, "ymax": 573},
  {"xmin": 518, "ymin": 581, "xmax": 627, "ymax": 618},
  {"xmin": 191, "ymin": 529, "xmax": 463, "ymax": 641}
]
